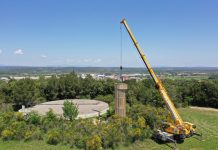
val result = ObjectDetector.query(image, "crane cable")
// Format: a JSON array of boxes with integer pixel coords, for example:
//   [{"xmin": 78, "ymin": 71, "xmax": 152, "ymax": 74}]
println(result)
[{"xmin": 120, "ymin": 23, "xmax": 123, "ymax": 82}]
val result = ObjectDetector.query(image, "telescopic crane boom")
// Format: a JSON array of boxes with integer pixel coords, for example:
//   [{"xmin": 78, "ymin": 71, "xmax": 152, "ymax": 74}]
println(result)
[{"xmin": 121, "ymin": 18, "xmax": 196, "ymax": 141}]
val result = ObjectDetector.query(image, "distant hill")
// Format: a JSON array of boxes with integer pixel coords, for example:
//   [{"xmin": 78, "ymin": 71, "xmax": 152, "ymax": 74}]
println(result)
[{"xmin": 1, "ymin": 66, "xmax": 218, "ymax": 76}]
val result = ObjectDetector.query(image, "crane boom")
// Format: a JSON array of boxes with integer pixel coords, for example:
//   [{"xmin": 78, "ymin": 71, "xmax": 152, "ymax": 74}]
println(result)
[{"xmin": 120, "ymin": 19, "xmax": 183, "ymax": 124}]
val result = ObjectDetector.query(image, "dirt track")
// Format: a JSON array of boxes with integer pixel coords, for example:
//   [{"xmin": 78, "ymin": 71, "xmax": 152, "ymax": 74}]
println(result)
[{"xmin": 190, "ymin": 106, "xmax": 218, "ymax": 112}]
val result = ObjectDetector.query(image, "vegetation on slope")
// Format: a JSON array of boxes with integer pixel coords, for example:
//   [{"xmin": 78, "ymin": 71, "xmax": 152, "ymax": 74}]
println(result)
[
  {"xmin": 1, "ymin": 72, "xmax": 218, "ymax": 149},
  {"xmin": 118, "ymin": 108, "xmax": 218, "ymax": 150},
  {"xmin": 0, "ymin": 104, "xmax": 161, "ymax": 149},
  {"xmin": 0, "ymin": 108, "xmax": 218, "ymax": 150}
]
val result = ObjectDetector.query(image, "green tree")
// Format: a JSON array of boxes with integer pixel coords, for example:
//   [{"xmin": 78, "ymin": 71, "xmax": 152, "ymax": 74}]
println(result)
[
  {"xmin": 58, "ymin": 73, "xmax": 81, "ymax": 99},
  {"xmin": 95, "ymin": 94, "xmax": 114, "ymax": 104},
  {"xmin": 44, "ymin": 76, "xmax": 59, "ymax": 101},
  {"xmin": 62, "ymin": 100, "xmax": 78, "ymax": 121},
  {"xmin": 10, "ymin": 79, "xmax": 41, "ymax": 107}
]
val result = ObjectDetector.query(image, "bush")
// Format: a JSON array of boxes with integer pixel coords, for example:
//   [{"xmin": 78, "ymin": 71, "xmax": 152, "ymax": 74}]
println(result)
[
  {"xmin": 1, "ymin": 111, "xmax": 15, "ymax": 124},
  {"xmin": 26, "ymin": 111, "xmax": 41, "ymax": 125},
  {"xmin": 15, "ymin": 112, "xmax": 24, "ymax": 121},
  {"xmin": 128, "ymin": 104, "xmax": 166, "ymax": 129},
  {"xmin": 136, "ymin": 117, "xmax": 146, "ymax": 128},
  {"xmin": 62, "ymin": 100, "xmax": 78, "ymax": 121},
  {"xmin": 128, "ymin": 128, "xmax": 142, "ymax": 142},
  {"xmin": 45, "ymin": 109, "xmax": 57, "ymax": 121},
  {"xmin": 46, "ymin": 129, "xmax": 61, "ymax": 145},
  {"xmin": 100, "ymin": 116, "xmax": 132, "ymax": 148},
  {"xmin": 95, "ymin": 94, "xmax": 114, "ymax": 104},
  {"xmin": 62, "ymin": 130, "xmax": 75, "ymax": 147},
  {"xmin": 106, "ymin": 105, "xmax": 115, "ymax": 118},
  {"xmin": 75, "ymin": 137, "xmax": 86, "ymax": 149},
  {"xmin": 24, "ymin": 128, "xmax": 43, "ymax": 141},
  {"xmin": 41, "ymin": 109, "xmax": 58, "ymax": 132},
  {"xmin": 11, "ymin": 121, "xmax": 28, "ymax": 140},
  {"xmin": 0, "ymin": 103, "xmax": 13, "ymax": 112},
  {"xmin": 1, "ymin": 129, "xmax": 14, "ymax": 140},
  {"xmin": 0, "ymin": 108, "xmax": 154, "ymax": 149},
  {"xmin": 86, "ymin": 134, "xmax": 102, "ymax": 150},
  {"xmin": 24, "ymin": 130, "xmax": 34, "ymax": 141}
]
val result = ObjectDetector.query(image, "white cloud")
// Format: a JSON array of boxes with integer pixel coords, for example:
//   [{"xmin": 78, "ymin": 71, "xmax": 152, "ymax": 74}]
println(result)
[
  {"xmin": 14, "ymin": 49, "xmax": 24, "ymax": 55},
  {"xmin": 83, "ymin": 59, "xmax": 92, "ymax": 63},
  {"xmin": 94, "ymin": 58, "xmax": 102, "ymax": 63},
  {"xmin": 0, "ymin": 49, "xmax": 2, "ymax": 54},
  {"xmin": 76, "ymin": 58, "xmax": 102, "ymax": 64},
  {"xmin": 66, "ymin": 58, "xmax": 74, "ymax": 63},
  {"xmin": 41, "ymin": 54, "xmax": 47, "ymax": 58}
]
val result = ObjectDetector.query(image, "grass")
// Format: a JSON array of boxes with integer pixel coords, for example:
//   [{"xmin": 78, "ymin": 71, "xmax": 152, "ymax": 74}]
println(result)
[
  {"xmin": 165, "ymin": 76, "xmax": 209, "ymax": 80},
  {"xmin": 0, "ymin": 108, "xmax": 218, "ymax": 150},
  {"xmin": 119, "ymin": 108, "xmax": 218, "ymax": 150},
  {"xmin": 0, "ymin": 140, "xmax": 73, "ymax": 150}
]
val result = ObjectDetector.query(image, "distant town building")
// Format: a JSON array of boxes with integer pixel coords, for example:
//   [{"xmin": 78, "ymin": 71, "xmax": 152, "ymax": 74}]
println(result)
[{"xmin": 0, "ymin": 77, "xmax": 10, "ymax": 82}]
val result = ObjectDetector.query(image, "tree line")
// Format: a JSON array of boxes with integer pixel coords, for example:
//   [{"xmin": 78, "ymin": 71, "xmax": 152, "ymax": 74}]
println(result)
[
  {"xmin": 0, "ymin": 72, "xmax": 218, "ymax": 110},
  {"xmin": 125, "ymin": 78, "xmax": 218, "ymax": 109},
  {"xmin": 0, "ymin": 73, "xmax": 115, "ymax": 109}
]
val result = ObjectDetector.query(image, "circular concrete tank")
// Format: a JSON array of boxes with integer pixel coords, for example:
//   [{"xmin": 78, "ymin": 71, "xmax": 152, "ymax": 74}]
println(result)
[{"xmin": 19, "ymin": 99, "xmax": 109, "ymax": 119}]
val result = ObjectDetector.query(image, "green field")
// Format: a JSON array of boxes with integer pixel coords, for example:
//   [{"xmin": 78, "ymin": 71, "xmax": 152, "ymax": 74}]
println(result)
[
  {"xmin": 0, "ymin": 140, "xmax": 74, "ymax": 150},
  {"xmin": 165, "ymin": 76, "xmax": 209, "ymax": 80},
  {"xmin": 0, "ymin": 108, "xmax": 218, "ymax": 150}
]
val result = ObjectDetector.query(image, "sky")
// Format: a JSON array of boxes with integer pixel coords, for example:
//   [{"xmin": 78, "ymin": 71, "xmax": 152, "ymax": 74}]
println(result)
[{"xmin": 0, "ymin": 0, "xmax": 218, "ymax": 67}]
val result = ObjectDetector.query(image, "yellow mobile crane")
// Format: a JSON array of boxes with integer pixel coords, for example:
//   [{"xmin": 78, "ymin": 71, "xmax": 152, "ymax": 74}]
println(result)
[{"xmin": 121, "ymin": 18, "xmax": 198, "ymax": 142}]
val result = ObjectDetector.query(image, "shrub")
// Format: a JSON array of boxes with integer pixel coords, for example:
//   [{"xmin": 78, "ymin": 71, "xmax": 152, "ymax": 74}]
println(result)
[
  {"xmin": 106, "ymin": 105, "xmax": 115, "ymax": 118},
  {"xmin": 136, "ymin": 117, "xmax": 146, "ymax": 128},
  {"xmin": 11, "ymin": 121, "xmax": 28, "ymax": 140},
  {"xmin": 32, "ymin": 128, "xmax": 43, "ymax": 140},
  {"xmin": 41, "ymin": 109, "xmax": 58, "ymax": 132},
  {"xmin": 24, "ymin": 128, "xmax": 43, "ymax": 141},
  {"xmin": 0, "ymin": 103, "xmax": 13, "ymax": 112},
  {"xmin": 62, "ymin": 130, "xmax": 75, "ymax": 147},
  {"xmin": 26, "ymin": 111, "xmax": 41, "ymax": 125},
  {"xmin": 24, "ymin": 130, "xmax": 34, "ymax": 141},
  {"xmin": 128, "ymin": 104, "xmax": 166, "ymax": 129},
  {"xmin": 1, "ymin": 111, "xmax": 15, "ymax": 124},
  {"xmin": 46, "ymin": 129, "xmax": 61, "ymax": 145},
  {"xmin": 95, "ymin": 94, "xmax": 114, "ymax": 104},
  {"xmin": 100, "ymin": 123, "xmax": 123, "ymax": 148},
  {"xmin": 1, "ymin": 129, "xmax": 14, "ymax": 140},
  {"xmin": 75, "ymin": 138, "xmax": 85, "ymax": 149},
  {"xmin": 86, "ymin": 134, "xmax": 102, "ymax": 150},
  {"xmin": 128, "ymin": 128, "xmax": 142, "ymax": 142},
  {"xmin": 15, "ymin": 112, "xmax": 24, "ymax": 121},
  {"xmin": 45, "ymin": 109, "xmax": 57, "ymax": 121},
  {"xmin": 62, "ymin": 100, "xmax": 78, "ymax": 121}
]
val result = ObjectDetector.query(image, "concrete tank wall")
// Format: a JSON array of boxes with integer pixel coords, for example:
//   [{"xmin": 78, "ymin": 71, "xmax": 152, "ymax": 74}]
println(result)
[{"xmin": 115, "ymin": 83, "xmax": 128, "ymax": 117}]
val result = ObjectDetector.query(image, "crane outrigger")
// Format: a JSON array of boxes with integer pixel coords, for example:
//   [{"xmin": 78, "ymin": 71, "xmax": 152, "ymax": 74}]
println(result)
[{"xmin": 121, "ymin": 18, "xmax": 199, "ymax": 142}]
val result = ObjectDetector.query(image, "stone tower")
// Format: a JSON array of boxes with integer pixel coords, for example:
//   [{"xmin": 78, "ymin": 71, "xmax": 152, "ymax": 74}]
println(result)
[{"xmin": 115, "ymin": 83, "xmax": 128, "ymax": 117}]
